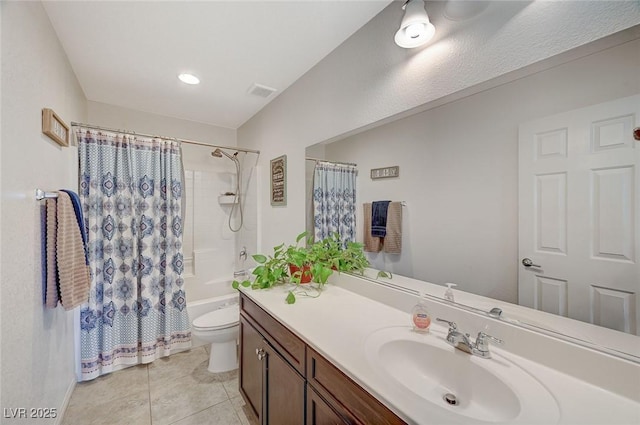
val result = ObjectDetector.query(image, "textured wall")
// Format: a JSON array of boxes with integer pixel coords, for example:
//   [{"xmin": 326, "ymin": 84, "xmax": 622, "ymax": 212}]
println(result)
[
  {"xmin": 87, "ymin": 101, "xmax": 236, "ymax": 146},
  {"xmin": 1, "ymin": 2, "xmax": 87, "ymax": 422}
]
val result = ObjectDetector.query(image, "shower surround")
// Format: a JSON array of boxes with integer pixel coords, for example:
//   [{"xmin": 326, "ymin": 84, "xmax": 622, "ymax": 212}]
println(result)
[{"xmin": 181, "ymin": 144, "xmax": 257, "ymax": 303}]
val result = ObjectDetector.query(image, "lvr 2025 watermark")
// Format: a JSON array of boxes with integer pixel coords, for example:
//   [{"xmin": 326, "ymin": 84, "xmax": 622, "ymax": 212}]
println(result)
[{"xmin": 3, "ymin": 408, "xmax": 57, "ymax": 419}]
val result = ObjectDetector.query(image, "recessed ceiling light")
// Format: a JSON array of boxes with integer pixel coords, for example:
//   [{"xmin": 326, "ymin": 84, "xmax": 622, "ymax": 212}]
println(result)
[{"xmin": 178, "ymin": 73, "xmax": 200, "ymax": 85}]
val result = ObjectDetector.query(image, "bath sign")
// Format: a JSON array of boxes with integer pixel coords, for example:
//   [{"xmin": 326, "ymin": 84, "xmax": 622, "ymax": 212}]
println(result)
[
  {"xmin": 42, "ymin": 108, "xmax": 69, "ymax": 147},
  {"xmin": 370, "ymin": 165, "xmax": 399, "ymax": 180},
  {"xmin": 270, "ymin": 155, "xmax": 287, "ymax": 206}
]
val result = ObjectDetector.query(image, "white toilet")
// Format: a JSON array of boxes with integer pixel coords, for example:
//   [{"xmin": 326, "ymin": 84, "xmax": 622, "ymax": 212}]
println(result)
[{"xmin": 191, "ymin": 304, "xmax": 239, "ymax": 373}]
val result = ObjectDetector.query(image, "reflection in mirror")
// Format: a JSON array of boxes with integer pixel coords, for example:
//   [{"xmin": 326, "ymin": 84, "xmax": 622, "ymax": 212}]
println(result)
[
  {"xmin": 349, "ymin": 268, "xmax": 639, "ymax": 363},
  {"xmin": 305, "ymin": 26, "xmax": 640, "ymax": 355}
]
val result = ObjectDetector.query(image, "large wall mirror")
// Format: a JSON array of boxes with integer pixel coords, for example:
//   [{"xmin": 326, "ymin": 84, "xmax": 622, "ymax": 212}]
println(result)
[{"xmin": 306, "ymin": 25, "xmax": 640, "ymax": 357}]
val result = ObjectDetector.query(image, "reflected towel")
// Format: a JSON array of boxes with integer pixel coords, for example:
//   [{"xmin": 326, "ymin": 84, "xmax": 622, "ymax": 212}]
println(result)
[
  {"xmin": 363, "ymin": 203, "xmax": 381, "ymax": 252},
  {"xmin": 45, "ymin": 198, "xmax": 60, "ymax": 308},
  {"xmin": 382, "ymin": 202, "xmax": 402, "ymax": 254},
  {"xmin": 371, "ymin": 200, "xmax": 391, "ymax": 237},
  {"xmin": 56, "ymin": 191, "xmax": 91, "ymax": 310}
]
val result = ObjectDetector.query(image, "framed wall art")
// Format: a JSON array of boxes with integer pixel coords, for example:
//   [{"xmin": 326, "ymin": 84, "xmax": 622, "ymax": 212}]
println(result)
[
  {"xmin": 270, "ymin": 155, "xmax": 287, "ymax": 206},
  {"xmin": 370, "ymin": 165, "xmax": 399, "ymax": 180},
  {"xmin": 42, "ymin": 108, "xmax": 69, "ymax": 147}
]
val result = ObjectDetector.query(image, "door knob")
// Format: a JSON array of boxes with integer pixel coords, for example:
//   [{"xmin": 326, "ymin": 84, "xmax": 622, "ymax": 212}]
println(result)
[{"xmin": 522, "ymin": 258, "xmax": 541, "ymax": 268}]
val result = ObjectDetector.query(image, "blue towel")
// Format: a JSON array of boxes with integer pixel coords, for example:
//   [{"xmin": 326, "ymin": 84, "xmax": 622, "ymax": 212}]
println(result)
[
  {"xmin": 371, "ymin": 200, "xmax": 391, "ymax": 238},
  {"xmin": 60, "ymin": 189, "xmax": 89, "ymax": 265},
  {"xmin": 41, "ymin": 204, "xmax": 49, "ymax": 305}
]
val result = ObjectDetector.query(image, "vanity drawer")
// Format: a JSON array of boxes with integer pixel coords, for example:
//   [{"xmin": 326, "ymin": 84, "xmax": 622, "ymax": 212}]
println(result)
[
  {"xmin": 307, "ymin": 347, "xmax": 406, "ymax": 425},
  {"xmin": 240, "ymin": 292, "xmax": 306, "ymax": 375}
]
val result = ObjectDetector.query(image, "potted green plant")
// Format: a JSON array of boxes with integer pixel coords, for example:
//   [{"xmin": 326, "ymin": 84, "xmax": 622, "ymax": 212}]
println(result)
[
  {"xmin": 232, "ymin": 231, "xmax": 370, "ymax": 304},
  {"xmin": 285, "ymin": 231, "xmax": 313, "ymax": 284},
  {"xmin": 307, "ymin": 232, "xmax": 368, "ymax": 274},
  {"xmin": 233, "ymin": 243, "xmax": 288, "ymax": 291}
]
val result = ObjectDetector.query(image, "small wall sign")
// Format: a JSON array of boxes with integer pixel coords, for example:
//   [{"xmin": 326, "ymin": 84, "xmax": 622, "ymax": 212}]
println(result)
[
  {"xmin": 42, "ymin": 108, "xmax": 69, "ymax": 147},
  {"xmin": 270, "ymin": 155, "xmax": 287, "ymax": 206},
  {"xmin": 370, "ymin": 166, "xmax": 399, "ymax": 180}
]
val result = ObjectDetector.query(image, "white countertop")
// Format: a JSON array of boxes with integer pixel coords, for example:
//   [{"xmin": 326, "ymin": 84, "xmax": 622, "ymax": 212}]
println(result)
[{"xmin": 241, "ymin": 282, "xmax": 640, "ymax": 424}]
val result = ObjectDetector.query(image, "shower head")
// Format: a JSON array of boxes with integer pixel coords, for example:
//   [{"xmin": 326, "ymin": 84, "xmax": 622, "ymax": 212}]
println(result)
[{"xmin": 212, "ymin": 148, "xmax": 239, "ymax": 161}]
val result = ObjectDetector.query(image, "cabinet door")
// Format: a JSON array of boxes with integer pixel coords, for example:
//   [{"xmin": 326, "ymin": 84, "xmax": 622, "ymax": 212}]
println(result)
[
  {"xmin": 264, "ymin": 342, "xmax": 305, "ymax": 425},
  {"xmin": 307, "ymin": 385, "xmax": 352, "ymax": 425},
  {"xmin": 240, "ymin": 316, "xmax": 264, "ymax": 423},
  {"xmin": 307, "ymin": 348, "xmax": 405, "ymax": 425}
]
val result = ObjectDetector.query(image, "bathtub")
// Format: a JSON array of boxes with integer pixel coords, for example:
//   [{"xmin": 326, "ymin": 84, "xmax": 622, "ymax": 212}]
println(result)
[{"xmin": 186, "ymin": 285, "xmax": 239, "ymax": 349}]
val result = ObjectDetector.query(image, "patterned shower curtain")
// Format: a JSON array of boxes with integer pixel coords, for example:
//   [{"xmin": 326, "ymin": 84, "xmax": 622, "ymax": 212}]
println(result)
[
  {"xmin": 76, "ymin": 128, "xmax": 191, "ymax": 381},
  {"xmin": 312, "ymin": 162, "xmax": 357, "ymax": 245}
]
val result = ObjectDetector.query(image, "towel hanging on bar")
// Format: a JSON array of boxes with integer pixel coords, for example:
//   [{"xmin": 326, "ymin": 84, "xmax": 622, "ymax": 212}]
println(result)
[
  {"xmin": 363, "ymin": 201, "xmax": 403, "ymax": 253},
  {"xmin": 36, "ymin": 189, "xmax": 58, "ymax": 200},
  {"xmin": 43, "ymin": 190, "xmax": 90, "ymax": 310}
]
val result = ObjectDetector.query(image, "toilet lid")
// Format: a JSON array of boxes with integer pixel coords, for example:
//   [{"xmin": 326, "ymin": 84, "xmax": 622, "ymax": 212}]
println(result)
[{"xmin": 193, "ymin": 305, "xmax": 239, "ymax": 331}]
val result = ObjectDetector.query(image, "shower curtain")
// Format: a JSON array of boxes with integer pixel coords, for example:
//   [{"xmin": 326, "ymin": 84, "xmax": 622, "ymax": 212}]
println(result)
[
  {"xmin": 76, "ymin": 128, "xmax": 191, "ymax": 381},
  {"xmin": 312, "ymin": 162, "xmax": 357, "ymax": 245}
]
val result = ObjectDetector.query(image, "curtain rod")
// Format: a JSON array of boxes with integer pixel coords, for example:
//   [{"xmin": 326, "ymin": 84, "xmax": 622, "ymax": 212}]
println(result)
[
  {"xmin": 70, "ymin": 121, "xmax": 260, "ymax": 155},
  {"xmin": 305, "ymin": 157, "xmax": 357, "ymax": 167}
]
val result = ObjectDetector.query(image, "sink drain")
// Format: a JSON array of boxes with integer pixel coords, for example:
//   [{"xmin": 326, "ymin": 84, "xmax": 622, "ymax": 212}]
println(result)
[{"xmin": 443, "ymin": 393, "xmax": 459, "ymax": 406}]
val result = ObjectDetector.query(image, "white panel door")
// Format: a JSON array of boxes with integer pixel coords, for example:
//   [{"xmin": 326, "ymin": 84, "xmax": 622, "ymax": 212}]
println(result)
[{"xmin": 519, "ymin": 95, "xmax": 640, "ymax": 335}]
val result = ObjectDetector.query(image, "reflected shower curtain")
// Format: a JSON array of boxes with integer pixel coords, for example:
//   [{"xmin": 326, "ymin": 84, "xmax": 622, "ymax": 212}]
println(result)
[
  {"xmin": 312, "ymin": 162, "xmax": 357, "ymax": 245},
  {"xmin": 76, "ymin": 128, "xmax": 191, "ymax": 381}
]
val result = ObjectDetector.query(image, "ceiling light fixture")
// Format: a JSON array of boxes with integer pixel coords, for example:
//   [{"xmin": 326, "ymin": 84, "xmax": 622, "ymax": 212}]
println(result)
[
  {"xmin": 394, "ymin": 0, "xmax": 435, "ymax": 49},
  {"xmin": 178, "ymin": 73, "xmax": 200, "ymax": 85}
]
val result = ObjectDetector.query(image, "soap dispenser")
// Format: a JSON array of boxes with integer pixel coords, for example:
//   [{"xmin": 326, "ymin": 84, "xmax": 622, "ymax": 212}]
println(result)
[
  {"xmin": 411, "ymin": 293, "xmax": 431, "ymax": 333},
  {"xmin": 444, "ymin": 283, "xmax": 457, "ymax": 302}
]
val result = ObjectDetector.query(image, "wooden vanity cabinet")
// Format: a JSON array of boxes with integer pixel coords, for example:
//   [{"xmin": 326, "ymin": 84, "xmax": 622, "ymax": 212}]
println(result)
[
  {"xmin": 307, "ymin": 347, "xmax": 406, "ymax": 425},
  {"xmin": 239, "ymin": 316, "xmax": 264, "ymax": 420},
  {"xmin": 239, "ymin": 292, "xmax": 406, "ymax": 425},
  {"xmin": 239, "ymin": 294, "xmax": 306, "ymax": 425},
  {"xmin": 307, "ymin": 385, "xmax": 350, "ymax": 425}
]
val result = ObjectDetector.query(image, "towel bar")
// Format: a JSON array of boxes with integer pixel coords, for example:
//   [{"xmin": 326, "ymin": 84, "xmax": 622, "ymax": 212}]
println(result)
[
  {"xmin": 366, "ymin": 200, "xmax": 407, "ymax": 207},
  {"xmin": 35, "ymin": 189, "xmax": 58, "ymax": 200}
]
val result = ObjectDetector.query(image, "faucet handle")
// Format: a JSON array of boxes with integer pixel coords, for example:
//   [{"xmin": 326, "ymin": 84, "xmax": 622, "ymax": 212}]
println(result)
[
  {"xmin": 436, "ymin": 318, "xmax": 457, "ymax": 331},
  {"xmin": 475, "ymin": 332, "xmax": 503, "ymax": 350},
  {"xmin": 472, "ymin": 332, "xmax": 504, "ymax": 359}
]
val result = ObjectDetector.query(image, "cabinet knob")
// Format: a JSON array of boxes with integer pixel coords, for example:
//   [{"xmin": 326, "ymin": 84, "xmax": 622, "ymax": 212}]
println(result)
[{"xmin": 256, "ymin": 348, "xmax": 266, "ymax": 360}]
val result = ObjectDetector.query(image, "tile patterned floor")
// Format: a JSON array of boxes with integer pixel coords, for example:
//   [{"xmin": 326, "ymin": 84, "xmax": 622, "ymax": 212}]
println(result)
[{"xmin": 62, "ymin": 347, "xmax": 258, "ymax": 425}]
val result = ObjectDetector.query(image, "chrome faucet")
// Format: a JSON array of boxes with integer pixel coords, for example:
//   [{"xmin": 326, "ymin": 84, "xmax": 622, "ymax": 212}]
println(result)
[
  {"xmin": 435, "ymin": 318, "xmax": 474, "ymax": 354},
  {"xmin": 436, "ymin": 318, "xmax": 504, "ymax": 359}
]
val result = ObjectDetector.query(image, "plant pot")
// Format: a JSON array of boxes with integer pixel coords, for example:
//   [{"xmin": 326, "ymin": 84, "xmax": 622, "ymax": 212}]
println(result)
[{"xmin": 289, "ymin": 264, "xmax": 312, "ymax": 284}]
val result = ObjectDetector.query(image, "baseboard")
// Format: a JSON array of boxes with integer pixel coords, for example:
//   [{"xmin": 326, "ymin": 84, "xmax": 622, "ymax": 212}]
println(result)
[{"xmin": 55, "ymin": 377, "xmax": 76, "ymax": 425}]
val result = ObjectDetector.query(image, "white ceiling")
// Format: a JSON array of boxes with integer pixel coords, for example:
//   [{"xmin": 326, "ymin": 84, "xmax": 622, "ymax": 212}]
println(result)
[{"xmin": 43, "ymin": 1, "xmax": 392, "ymax": 129}]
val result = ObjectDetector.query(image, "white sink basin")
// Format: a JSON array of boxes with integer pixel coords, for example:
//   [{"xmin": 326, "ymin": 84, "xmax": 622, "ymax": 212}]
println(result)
[{"xmin": 364, "ymin": 326, "xmax": 560, "ymax": 424}]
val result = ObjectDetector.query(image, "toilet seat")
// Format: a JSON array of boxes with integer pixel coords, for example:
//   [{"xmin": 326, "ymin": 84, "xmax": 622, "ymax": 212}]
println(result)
[{"xmin": 192, "ymin": 305, "xmax": 239, "ymax": 331}]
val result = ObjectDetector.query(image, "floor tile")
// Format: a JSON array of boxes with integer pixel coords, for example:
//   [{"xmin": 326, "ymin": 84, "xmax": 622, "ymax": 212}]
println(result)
[
  {"xmin": 230, "ymin": 395, "xmax": 259, "ymax": 425},
  {"xmin": 187, "ymin": 359, "xmax": 237, "ymax": 385},
  {"xmin": 150, "ymin": 372, "xmax": 229, "ymax": 425},
  {"xmin": 169, "ymin": 400, "xmax": 241, "ymax": 425},
  {"xmin": 148, "ymin": 347, "xmax": 209, "ymax": 385},
  {"xmin": 62, "ymin": 388, "xmax": 150, "ymax": 425},
  {"xmin": 222, "ymin": 374, "xmax": 240, "ymax": 400},
  {"xmin": 62, "ymin": 348, "xmax": 242, "ymax": 425},
  {"xmin": 68, "ymin": 364, "xmax": 149, "ymax": 409}
]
